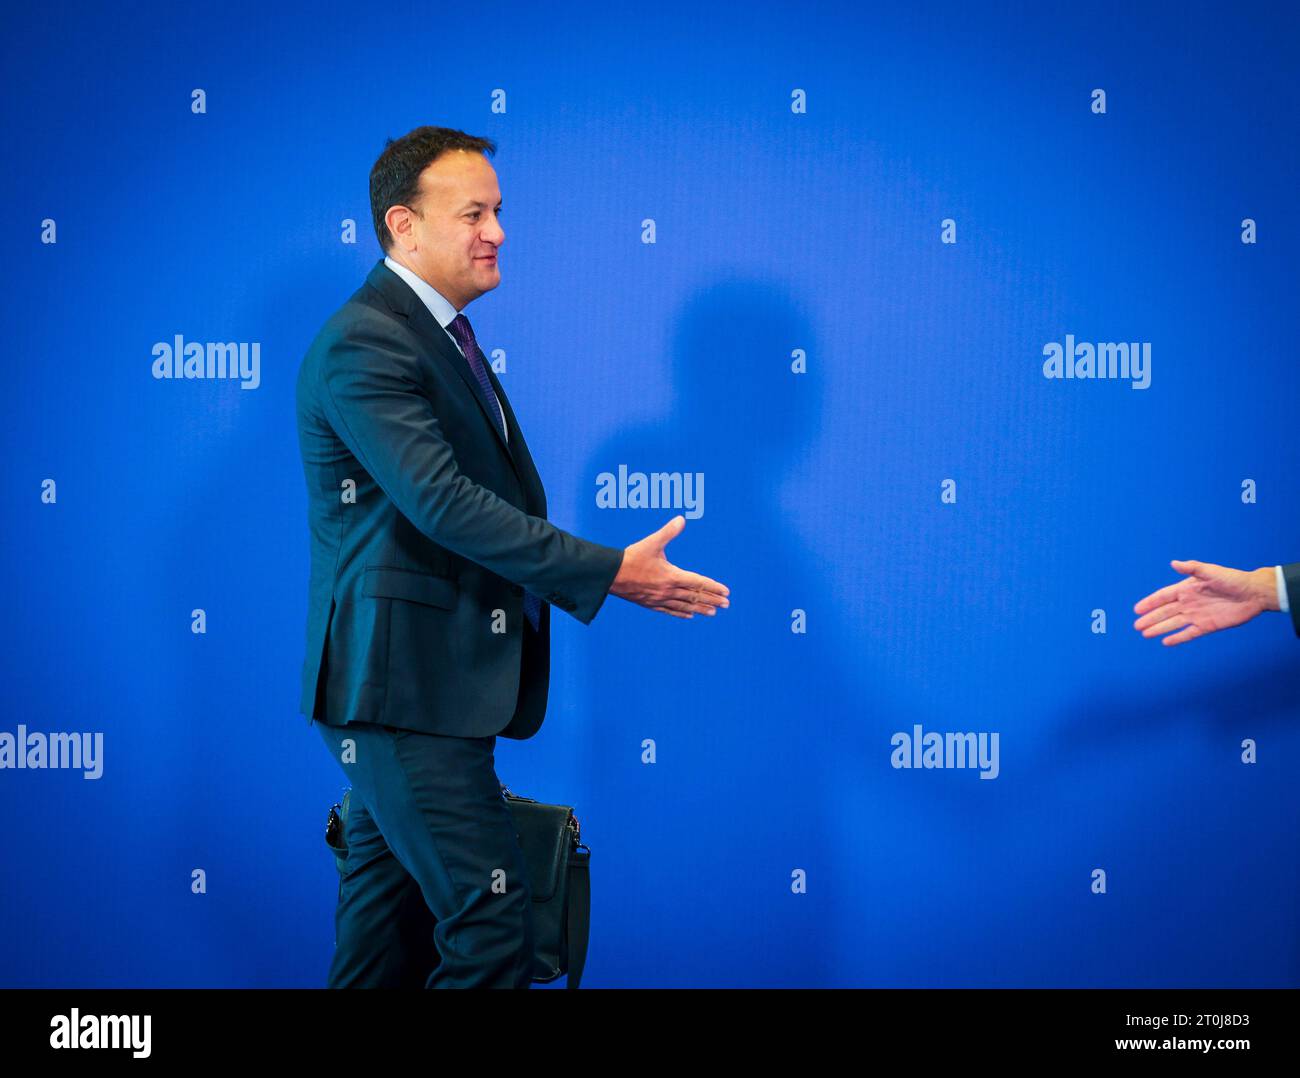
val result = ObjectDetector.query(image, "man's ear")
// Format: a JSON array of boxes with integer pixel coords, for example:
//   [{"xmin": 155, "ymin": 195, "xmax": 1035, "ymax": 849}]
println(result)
[{"xmin": 385, "ymin": 205, "xmax": 416, "ymax": 251}]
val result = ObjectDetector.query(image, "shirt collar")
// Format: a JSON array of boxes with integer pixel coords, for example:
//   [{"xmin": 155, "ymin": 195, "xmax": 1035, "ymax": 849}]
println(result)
[{"xmin": 383, "ymin": 256, "xmax": 461, "ymax": 329}]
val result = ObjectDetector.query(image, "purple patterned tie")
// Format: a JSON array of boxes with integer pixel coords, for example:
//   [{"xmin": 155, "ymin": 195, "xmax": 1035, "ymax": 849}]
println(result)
[{"xmin": 447, "ymin": 312, "xmax": 542, "ymax": 632}]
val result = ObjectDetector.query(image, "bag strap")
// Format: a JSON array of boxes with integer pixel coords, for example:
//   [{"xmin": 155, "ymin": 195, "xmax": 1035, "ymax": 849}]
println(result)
[
  {"xmin": 566, "ymin": 848, "xmax": 590, "ymax": 989},
  {"xmin": 501, "ymin": 781, "xmax": 591, "ymax": 989}
]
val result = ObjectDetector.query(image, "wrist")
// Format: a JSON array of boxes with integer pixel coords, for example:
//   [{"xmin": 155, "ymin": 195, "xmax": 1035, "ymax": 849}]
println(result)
[
  {"xmin": 1254, "ymin": 566, "xmax": 1281, "ymax": 611},
  {"xmin": 607, "ymin": 547, "xmax": 628, "ymax": 594}
]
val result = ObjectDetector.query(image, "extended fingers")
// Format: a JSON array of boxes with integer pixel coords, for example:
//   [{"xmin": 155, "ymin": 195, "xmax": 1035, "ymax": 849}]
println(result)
[
  {"xmin": 669, "ymin": 585, "xmax": 728, "ymax": 610},
  {"xmin": 640, "ymin": 566, "xmax": 732, "ymax": 617},
  {"xmin": 1161, "ymin": 623, "xmax": 1204, "ymax": 646},
  {"xmin": 1140, "ymin": 612, "xmax": 1192, "ymax": 639},
  {"xmin": 656, "ymin": 594, "xmax": 730, "ymax": 617},
  {"xmin": 1134, "ymin": 599, "xmax": 1180, "ymax": 631},
  {"xmin": 1134, "ymin": 580, "xmax": 1186, "ymax": 615},
  {"xmin": 673, "ymin": 569, "xmax": 730, "ymax": 598}
]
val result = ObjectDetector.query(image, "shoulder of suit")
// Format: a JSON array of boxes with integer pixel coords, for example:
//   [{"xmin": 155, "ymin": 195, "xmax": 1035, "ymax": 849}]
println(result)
[
  {"xmin": 306, "ymin": 294, "xmax": 421, "ymax": 372},
  {"xmin": 300, "ymin": 271, "xmax": 429, "ymax": 389}
]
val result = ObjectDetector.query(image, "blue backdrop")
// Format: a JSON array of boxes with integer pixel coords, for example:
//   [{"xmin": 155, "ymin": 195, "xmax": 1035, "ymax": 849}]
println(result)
[{"xmin": 4, "ymin": 0, "xmax": 1299, "ymax": 987}]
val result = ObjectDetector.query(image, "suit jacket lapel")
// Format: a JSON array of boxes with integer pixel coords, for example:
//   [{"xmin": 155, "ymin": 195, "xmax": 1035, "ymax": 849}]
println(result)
[
  {"xmin": 482, "ymin": 362, "xmax": 546, "ymax": 517},
  {"xmin": 365, "ymin": 260, "xmax": 523, "ymax": 485}
]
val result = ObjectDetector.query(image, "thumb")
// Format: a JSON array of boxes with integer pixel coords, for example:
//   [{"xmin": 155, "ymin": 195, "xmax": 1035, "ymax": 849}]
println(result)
[
  {"xmin": 651, "ymin": 514, "xmax": 686, "ymax": 548},
  {"xmin": 1171, "ymin": 559, "xmax": 1206, "ymax": 579}
]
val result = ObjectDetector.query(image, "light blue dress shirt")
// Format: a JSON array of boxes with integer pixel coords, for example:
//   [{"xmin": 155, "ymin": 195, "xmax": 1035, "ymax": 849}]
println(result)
[
  {"xmin": 1275, "ymin": 565, "xmax": 1289, "ymax": 613},
  {"xmin": 384, "ymin": 255, "xmax": 507, "ymax": 442}
]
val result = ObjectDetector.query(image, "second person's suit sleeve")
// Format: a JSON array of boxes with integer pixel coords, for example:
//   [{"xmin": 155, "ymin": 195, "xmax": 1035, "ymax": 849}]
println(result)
[{"xmin": 1282, "ymin": 563, "xmax": 1300, "ymax": 638}]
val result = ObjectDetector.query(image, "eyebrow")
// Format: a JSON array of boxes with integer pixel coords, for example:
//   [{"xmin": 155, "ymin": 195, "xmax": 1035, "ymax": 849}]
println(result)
[{"xmin": 458, "ymin": 199, "xmax": 503, "ymax": 211}]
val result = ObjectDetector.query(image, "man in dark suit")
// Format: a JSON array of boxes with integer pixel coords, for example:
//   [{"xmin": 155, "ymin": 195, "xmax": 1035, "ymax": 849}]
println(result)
[{"xmin": 296, "ymin": 126, "xmax": 730, "ymax": 988}]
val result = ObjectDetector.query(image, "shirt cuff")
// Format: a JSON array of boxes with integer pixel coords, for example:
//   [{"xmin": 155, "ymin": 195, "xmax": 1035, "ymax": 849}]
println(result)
[{"xmin": 1276, "ymin": 564, "xmax": 1289, "ymax": 613}]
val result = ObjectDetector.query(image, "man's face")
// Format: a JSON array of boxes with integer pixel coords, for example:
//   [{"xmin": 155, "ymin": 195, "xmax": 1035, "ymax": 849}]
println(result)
[{"xmin": 388, "ymin": 149, "xmax": 504, "ymax": 310}]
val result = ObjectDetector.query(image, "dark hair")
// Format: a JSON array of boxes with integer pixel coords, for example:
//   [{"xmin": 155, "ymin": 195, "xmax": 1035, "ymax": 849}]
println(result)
[{"xmin": 369, "ymin": 126, "xmax": 497, "ymax": 252}]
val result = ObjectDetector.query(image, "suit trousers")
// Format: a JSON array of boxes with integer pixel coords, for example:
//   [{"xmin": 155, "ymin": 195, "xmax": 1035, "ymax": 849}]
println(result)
[{"xmin": 314, "ymin": 718, "xmax": 535, "ymax": 988}]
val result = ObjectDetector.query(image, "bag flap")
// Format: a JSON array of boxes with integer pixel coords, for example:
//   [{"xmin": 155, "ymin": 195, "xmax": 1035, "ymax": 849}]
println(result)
[{"xmin": 506, "ymin": 797, "xmax": 575, "ymax": 902}]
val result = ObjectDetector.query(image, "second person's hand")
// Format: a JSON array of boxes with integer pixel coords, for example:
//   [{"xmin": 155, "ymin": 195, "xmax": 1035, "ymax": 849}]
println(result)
[{"xmin": 1133, "ymin": 559, "xmax": 1278, "ymax": 645}]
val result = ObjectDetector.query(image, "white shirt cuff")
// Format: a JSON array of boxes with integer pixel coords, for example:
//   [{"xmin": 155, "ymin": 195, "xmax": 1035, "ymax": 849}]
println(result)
[{"xmin": 1275, "ymin": 564, "xmax": 1289, "ymax": 613}]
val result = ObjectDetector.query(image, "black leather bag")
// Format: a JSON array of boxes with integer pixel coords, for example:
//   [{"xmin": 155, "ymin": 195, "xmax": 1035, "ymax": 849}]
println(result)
[{"xmin": 325, "ymin": 783, "xmax": 590, "ymax": 988}]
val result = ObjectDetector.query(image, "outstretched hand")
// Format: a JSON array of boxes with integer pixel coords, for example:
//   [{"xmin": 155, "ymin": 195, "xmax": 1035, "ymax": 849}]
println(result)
[
  {"xmin": 609, "ymin": 515, "xmax": 730, "ymax": 619},
  {"xmin": 1133, "ymin": 559, "xmax": 1277, "ymax": 646}
]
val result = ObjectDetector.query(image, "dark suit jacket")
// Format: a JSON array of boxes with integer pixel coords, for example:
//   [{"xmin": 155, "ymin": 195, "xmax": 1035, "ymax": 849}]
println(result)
[
  {"xmin": 1284, "ymin": 563, "xmax": 1300, "ymax": 637},
  {"xmin": 295, "ymin": 259, "xmax": 624, "ymax": 738}
]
